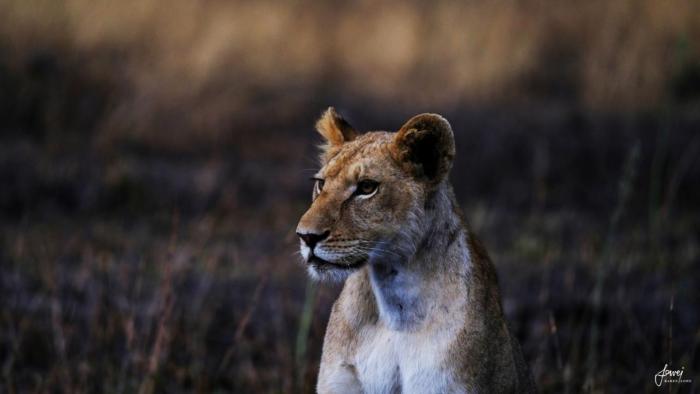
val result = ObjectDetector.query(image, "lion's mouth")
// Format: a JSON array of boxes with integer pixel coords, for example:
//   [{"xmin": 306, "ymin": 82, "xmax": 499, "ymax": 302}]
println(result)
[{"xmin": 308, "ymin": 254, "xmax": 367, "ymax": 270}]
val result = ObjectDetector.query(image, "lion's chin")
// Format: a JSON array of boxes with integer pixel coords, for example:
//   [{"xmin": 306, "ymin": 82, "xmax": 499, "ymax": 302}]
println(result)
[{"xmin": 306, "ymin": 255, "xmax": 367, "ymax": 282}]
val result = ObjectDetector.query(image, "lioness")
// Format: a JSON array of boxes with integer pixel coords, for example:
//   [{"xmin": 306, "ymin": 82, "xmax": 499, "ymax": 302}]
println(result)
[{"xmin": 296, "ymin": 108, "xmax": 535, "ymax": 393}]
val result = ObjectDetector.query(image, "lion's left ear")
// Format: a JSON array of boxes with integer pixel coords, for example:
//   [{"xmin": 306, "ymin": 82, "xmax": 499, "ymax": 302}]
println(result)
[
  {"xmin": 390, "ymin": 113, "xmax": 455, "ymax": 186},
  {"xmin": 316, "ymin": 107, "xmax": 357, "ymax": 147}
]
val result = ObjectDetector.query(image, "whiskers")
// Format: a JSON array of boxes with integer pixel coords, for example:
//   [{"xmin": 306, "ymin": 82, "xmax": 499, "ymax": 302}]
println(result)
[
  {"xmin": 353, "ymin": 240, "xmax": 405, "ymax": 262},
  {"xmin": 310, "ymin": 238, "xmax": 407, "ymax": 266}
]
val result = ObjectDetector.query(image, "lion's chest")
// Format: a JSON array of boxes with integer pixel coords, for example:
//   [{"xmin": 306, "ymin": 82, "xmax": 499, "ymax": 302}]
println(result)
[{"xmin": 353, "ymin": 326, "xmax": 461, "ymax": 394}]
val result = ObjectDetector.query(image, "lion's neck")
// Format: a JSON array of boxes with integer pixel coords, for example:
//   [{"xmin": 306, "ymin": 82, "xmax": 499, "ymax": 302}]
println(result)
[{"xmin": 367, "ymin": 184, "xmax": 471, "ymax": 331}]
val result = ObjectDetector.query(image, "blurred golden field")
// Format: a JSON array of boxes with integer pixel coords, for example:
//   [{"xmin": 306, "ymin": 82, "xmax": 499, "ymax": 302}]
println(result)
[
  {"xmin": 1, "ymin": 0, "xmax": 699, "ymax": 149},
  {"xmin": 1, "ymin": 0, "xmax": 699, "ymax": 393}
]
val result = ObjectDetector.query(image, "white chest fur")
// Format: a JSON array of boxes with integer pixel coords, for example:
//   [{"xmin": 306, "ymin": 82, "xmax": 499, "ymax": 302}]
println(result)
[
  {"xmin": 351, "ymin": 260, "xmax": 468, "ymax": 394},
  {"xmin": 353, "ymin": 324, "xmax": 466, "ymax": 394}
]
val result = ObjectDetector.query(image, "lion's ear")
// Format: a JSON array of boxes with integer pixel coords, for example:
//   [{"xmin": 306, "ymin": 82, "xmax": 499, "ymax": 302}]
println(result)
[
  {"xmin": 390, "ymin": 113, "xmax": 455, "ymax": 186},
  {"xmin": 315, "ymin": 107, "xmax": 357, "ymax": 147}
]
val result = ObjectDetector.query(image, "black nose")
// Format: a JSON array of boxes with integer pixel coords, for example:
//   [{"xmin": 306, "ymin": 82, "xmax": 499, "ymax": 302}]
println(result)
[{"xmin": 297, "ymin": 230, "xmax": 330, "ymax": 249}]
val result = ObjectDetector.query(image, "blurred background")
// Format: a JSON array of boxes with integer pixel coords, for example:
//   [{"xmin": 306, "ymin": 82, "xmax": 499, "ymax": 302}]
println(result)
[{"xmin": 1, "ymin": 0, "xmax": 699, "ymax": 392}]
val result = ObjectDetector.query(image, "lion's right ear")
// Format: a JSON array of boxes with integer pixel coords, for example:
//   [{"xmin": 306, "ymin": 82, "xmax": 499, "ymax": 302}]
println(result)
[
  {"xmin": 390, "ymin": 113, "xmax": 455, "ymax": 187},
  {"xmin": 316, "ymin": 107, "xmax": 357, "ymax": 147}
]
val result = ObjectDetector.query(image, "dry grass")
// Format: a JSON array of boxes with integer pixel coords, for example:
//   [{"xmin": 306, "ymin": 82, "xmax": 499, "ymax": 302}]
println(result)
[
  {"xmin": 1, "ymin": 0, "xmax": 699, "ymax": 150},
  {"xmin": 2, "ymin": 106, "xmax": 699, "ymax": 392},
  {"xmin": 1, "ymin": 1, "xmax": 700, "ymax": 393}
]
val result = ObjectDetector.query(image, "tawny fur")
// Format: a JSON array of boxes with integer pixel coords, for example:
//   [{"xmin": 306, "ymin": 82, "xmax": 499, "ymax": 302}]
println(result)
[{"xmin": 297, "ymin": 107, "xmax": 536, "ymax": 393}]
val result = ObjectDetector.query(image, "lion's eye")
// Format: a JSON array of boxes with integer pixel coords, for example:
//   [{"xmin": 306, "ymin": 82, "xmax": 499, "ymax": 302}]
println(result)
[
  {"xmin": 314, "ymin": 179, "xmax": 325, "ymax": 194},
  {"xmin": 356, "ymin": 180, "xmax": 379, "ymax": 196}
]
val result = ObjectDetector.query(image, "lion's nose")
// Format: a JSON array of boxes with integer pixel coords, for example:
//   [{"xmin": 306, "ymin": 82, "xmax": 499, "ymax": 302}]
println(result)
[{"xmin": 296, "ymin": 230, "xmax": 330, "ymax": 249}]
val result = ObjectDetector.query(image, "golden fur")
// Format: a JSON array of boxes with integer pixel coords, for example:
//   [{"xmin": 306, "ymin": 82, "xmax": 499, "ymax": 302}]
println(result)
[{"xmin": 296, "ymin": 108, "xmax": 535, "ymax": 393}]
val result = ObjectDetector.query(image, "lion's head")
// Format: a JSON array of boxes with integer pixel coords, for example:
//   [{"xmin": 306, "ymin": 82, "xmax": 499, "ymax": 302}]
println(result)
[{"xmin": 296, "ymin": 107, "xmax": 456, "ymax": 281}]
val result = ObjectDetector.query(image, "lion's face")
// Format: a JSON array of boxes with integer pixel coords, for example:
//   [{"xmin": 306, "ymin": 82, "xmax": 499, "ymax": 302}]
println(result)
[
  {"xmin": 297, "ymin": 132, "xmax": 422, "ymax": 281},
  {"xmin": 296, "ymin": 108, "xmax": 455, "ymax": 281}
]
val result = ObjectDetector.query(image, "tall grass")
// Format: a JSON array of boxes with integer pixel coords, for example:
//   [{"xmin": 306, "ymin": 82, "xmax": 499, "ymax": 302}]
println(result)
[
  {"xmin": 584, "ymin": 140, "xmax": 640, "ymax": 391},
  {"xmin": 1, "ymin": 1, "xmax": 699, "ymax": 393}
]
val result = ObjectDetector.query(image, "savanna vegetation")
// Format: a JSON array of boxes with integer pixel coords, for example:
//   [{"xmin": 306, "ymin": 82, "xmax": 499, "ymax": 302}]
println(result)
[{"xmin": 1, "ymin": 0, "xmax": 699, "ymax": 392}]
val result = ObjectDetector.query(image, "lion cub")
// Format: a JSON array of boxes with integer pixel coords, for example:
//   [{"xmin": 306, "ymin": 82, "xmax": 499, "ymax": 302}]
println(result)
[{"xmin": 296, "ymin": 108, "xmax": 535, "ymax": 393}]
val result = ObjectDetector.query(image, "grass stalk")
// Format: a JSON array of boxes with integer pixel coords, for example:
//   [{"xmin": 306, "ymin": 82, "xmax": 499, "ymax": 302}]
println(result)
[
  {"xmin": 295, "ymin": 279, "xmax": 318, "ymax": 392},
  {"xmin": 584, "ymin": 140, "xmax": 640, "ymax": 391}
]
